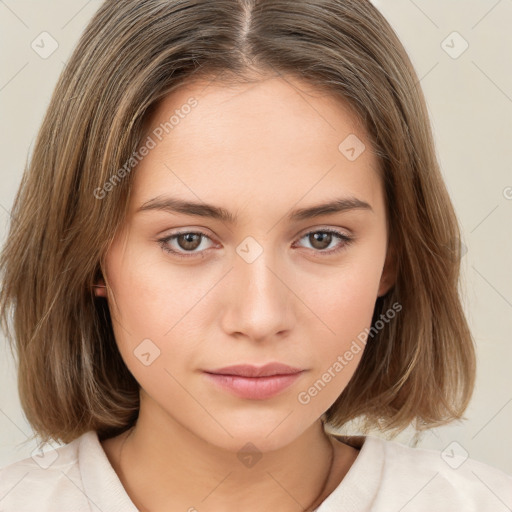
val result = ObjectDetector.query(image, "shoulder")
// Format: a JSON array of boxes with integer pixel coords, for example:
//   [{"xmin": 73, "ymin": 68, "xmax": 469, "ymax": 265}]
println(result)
[
  {"xmin": 328, "ymin": 434, "xmax": 512, "ymax": 511},
  {"xmin": 372, "ymin": 435, "xmax": 512, "ymax": 511},
  {"xmin": 0, "ymin": 431, "xmax": 94, "ymax": 512}
]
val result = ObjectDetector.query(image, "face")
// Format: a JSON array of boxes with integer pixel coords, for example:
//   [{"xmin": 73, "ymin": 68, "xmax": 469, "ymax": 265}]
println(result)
[{"xmin": 98, "ymin": 73, "xmax": 394, "ymax": 452}]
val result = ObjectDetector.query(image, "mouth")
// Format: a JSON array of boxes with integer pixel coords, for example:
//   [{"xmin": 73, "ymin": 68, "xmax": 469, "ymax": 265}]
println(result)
[
  {"xmin": 206, "ymin": 362, "xmax": 304, "ymax": 378},
  {"xmin": 203, "ymin": 363, "xmax": 305, "ymax": 400}
]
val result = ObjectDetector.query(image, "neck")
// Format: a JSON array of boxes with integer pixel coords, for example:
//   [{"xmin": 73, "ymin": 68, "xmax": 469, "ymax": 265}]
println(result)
[{"xmin": 103, "ymin": 401, "xmax": 338, "ymax": 512}]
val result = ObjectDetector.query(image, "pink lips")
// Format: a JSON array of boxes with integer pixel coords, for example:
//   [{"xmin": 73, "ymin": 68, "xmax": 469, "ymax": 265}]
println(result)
[{"xmin": 203, "ymin": 363, "xmax": 305, "ymax": 400}]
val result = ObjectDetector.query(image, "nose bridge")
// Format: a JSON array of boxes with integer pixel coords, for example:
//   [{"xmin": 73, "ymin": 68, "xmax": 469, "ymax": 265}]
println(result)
[
  {"xmin": 223, "ymin": 237, "xmax": 293, "ymax": 340},
  {"xmin": 240, "ymin": 247, "xmax": 280, "ymax": 300}
]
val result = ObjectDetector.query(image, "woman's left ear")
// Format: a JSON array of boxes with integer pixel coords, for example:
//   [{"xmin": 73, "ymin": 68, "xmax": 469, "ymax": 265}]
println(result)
[
  {"xmin": 377, "ymin": 243, "xmax": 397, "ymax": 297},
  {"xmin": 93, "ymin": 277, "xmax": 107, "ymax": 297}
]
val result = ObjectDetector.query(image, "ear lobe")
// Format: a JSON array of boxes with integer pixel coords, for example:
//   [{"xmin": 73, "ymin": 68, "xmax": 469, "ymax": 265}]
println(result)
[
  {"xmin": 93, "ymin": 278, "xmax": 107, "ymax": 297},
  {"xmin": 377, "ymin": 243, "xmax": 397, "ymax": 298}
]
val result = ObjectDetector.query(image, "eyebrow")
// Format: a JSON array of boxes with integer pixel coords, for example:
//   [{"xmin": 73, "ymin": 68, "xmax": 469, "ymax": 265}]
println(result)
[{"xmin": 136, "ymin": 195, "xmax": 373, "ymax": 223}]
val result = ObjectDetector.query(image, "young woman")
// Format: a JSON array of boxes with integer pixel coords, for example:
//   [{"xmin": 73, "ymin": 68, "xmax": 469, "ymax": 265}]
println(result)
[{"xmin": 1, "ymin": 1, "xmax": 510, "ymax": 511}]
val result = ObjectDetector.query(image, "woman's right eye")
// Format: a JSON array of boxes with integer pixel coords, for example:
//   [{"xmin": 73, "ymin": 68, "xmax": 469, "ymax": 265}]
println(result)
[{"xmin": 157, "ymin": 230, "xmax": 214, "ymax": 259}]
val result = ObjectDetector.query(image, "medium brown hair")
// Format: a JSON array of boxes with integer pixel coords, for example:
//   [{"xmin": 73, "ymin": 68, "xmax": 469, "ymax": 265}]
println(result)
[{"xmin": 0, "ymin": 0, "xmax": 475, "ymax": 445}]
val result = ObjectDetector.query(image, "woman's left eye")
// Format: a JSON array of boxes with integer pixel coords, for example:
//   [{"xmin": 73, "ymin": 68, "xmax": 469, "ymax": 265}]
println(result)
[
  {"xmin": 294, "ymin": 229, "xmax": 354, "ymax": 255},
  {"xmin": 157, "ymin": 228, "xmax": 353, "ymax": 259}
]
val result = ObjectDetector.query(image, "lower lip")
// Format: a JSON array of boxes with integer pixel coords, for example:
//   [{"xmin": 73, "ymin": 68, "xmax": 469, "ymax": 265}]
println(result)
[{"xmin": 204, "ymin": 372, "xmax": 304, "ymax": 400}]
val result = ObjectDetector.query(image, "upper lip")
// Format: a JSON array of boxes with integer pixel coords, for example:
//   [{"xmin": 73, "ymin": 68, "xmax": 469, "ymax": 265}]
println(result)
[{"xmin": 205, "ymin": 363, "xmax": 304, "ymax": 378}]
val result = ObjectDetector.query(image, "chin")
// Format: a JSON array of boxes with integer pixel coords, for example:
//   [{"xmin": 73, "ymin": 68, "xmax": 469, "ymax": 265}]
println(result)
[{"xmin": 191, "ymin": 411, "xmax": 314, "ymax": 452}]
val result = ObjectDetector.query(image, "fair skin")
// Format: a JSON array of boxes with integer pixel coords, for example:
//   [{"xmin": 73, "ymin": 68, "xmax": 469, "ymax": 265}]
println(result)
[{"xmin": 96, "ymin": 72, "xmax": 395, "ymax": 512}]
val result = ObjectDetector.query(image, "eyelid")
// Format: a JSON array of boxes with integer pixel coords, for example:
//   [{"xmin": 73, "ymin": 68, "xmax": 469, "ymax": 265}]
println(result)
[
  {"xmin": 159, "ymin": 224, "xmax": 352, "ymax": 240},
  {"xmin": 295, "ymin": 224, "xmax": 352, "ymax": 239}
]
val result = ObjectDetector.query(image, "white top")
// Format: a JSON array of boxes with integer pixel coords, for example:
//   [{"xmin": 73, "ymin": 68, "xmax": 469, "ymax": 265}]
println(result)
[{"xmin": 0, "ymin": 430, "xmax": 511, "ymax": 511}]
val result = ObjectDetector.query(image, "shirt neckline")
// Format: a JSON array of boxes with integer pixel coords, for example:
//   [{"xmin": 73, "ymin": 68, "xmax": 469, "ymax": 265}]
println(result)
[
  {"xmin": 79, "ymin": 430, "xmax": 139, "ymax": 512},
  {"xmin": 313, "ymin": 434, "xmax": 385, "ymax": 511},
  {"xmin": 78, "ymin": 430, "xmax": 383, "ymax": 512}
]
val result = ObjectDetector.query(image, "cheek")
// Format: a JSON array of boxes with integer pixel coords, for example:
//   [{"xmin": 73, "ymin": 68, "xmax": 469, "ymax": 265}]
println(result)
[
  {"xmin": 302, "ymin": 255, "xmax": 383, "ymax": 345},
  {"xmin": 103, "ymin": 244, "xmax": 214, "ymax": 391},
  {"xmin": 104, "ymin": 267, "xmax": 194, "ymax": 406},
  {"xmin": 293, "ymin": 261, "xmax": 382, "ymax": 410},
  {"xmin": 105, "ymin": 238, "xmax": 200, "ymax": 337}
]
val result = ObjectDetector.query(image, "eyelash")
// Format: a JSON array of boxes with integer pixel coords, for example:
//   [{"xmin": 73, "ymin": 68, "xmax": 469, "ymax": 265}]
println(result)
[{"xmin": 157, "ymin": 228, "xmax": 354, "ymax": 259}]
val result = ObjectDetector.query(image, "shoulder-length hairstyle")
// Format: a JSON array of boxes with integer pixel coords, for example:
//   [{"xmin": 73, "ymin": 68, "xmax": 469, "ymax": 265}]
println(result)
[{"xmin": 0, "ymin": 0, "xmax": 475, "ymax": 445}]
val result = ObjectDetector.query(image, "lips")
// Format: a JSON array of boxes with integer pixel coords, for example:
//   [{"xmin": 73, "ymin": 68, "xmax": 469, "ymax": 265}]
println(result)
[
  {"xmin": 205, "ymin": 362, "xmax": 303, "ymax": 378},
  {"xmin": 203, "ymin": 363, "xmax": 305, "ymax": 400}
]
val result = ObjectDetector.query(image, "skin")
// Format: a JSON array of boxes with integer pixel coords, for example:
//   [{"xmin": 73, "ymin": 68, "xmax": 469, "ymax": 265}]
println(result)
[{"xmin": 96, "ymin": 72, "xmax": 395, "ymax": 512}]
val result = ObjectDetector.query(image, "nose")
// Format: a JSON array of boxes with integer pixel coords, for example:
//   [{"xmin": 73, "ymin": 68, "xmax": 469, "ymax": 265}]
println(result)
[{"xmin": 219, "ymin": 246, "xmax": 295, "ymax": 343}]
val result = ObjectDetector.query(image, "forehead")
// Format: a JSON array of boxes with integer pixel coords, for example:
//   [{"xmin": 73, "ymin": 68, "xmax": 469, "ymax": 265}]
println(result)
[
  {"xmin": 145, "ymin": 74, "xmax": 368, "ymax": 146},
  {"xmin": 130, "ymin": 74, "xmax": 384, "ymax": 220}
]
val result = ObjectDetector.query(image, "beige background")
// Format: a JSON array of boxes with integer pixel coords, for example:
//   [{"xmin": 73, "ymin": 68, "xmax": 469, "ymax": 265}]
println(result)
[{"xmin": 1, "ymin": 0, "xmax": 511, "ymax": 475}]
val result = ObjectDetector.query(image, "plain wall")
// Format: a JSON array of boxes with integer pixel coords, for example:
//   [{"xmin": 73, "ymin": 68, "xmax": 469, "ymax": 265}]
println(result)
[{"xmin": 1, "ymin": 0, "xmax": 511, "ymax": 474}]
